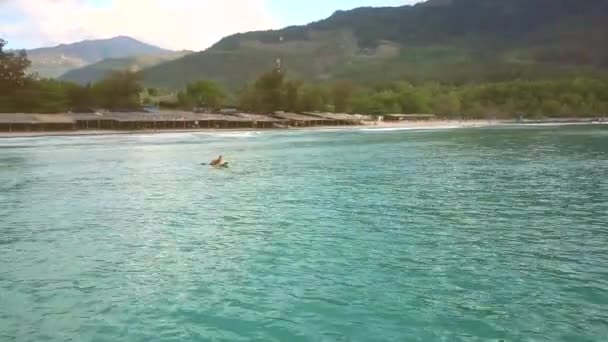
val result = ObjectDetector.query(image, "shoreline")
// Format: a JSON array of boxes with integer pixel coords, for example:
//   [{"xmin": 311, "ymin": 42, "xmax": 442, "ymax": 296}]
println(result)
[
  {"xmin": 0, "ymin": 120, "xmax": 497, "ymax": 139},
  {"xmin": 0, "ymin": 119, "xmax": 604, "ymax": 139}
]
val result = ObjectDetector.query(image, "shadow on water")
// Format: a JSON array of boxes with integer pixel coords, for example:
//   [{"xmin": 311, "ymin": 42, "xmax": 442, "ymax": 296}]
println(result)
[
  {"xmin": 1, "ymin": 178, "xmax": 32, "ymax": 192},
  {"xmin": 0, "ymin": 156, "xmax": 38, "ymax": 192},
  {"xmin": 0, "ymin": 156, "xmax": 26, "ymax": 166},
  {"xmin": 437, "ymin": 125, "xmax": 608, "ymax": 157}
]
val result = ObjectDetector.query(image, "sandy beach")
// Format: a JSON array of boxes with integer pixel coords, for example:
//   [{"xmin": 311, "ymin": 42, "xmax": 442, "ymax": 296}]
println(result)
[
  {"xmin": 362, "ymin": 119, "xmax": 498, "ymax": 129},
  {"xmin": 0, "ymin": 120, "xmax": 504, "ymax": 138}
]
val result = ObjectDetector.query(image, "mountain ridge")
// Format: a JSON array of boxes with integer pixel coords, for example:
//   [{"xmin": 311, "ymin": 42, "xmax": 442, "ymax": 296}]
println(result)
[
  {"xmin": 140, "ymin": 0, "xmax": 608, "ymax": 90},
  {"xmin": 27, "ymin": 36, "xmax": 173, "ymax": 78},
  {"xmin": 59, "ymin": 50, "xmax": 193, "ymax": 85}
]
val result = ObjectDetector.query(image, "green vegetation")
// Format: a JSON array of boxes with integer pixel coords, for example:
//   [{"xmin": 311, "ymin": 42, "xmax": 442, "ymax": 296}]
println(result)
[
  {"xmin": 90, "ymin": 71, "xmax": 143, "ymax": 111},
  {"xmin": 59, "ymin": 51, "xmax": 192, "ymax": 85},
  {"xmin": 233, "ymin": 65, "xmax": 608, "ymax": 118},
  {"xmin": 0, "ymin": 38, "xmax": 31, "ymax": 110},
  {"xmin": 142, "ymin": 48, "xmax": 319, "ymax": 91},
  {"xmin": 2, "ymin": 38, "xmax": 607, "ymax": 118},
  {"xmin": 1, "ymin": 39, "xmax": 142, "ymax": 113},
  {"xmin": 177, "ymin": 80, "xmax": 227, "ymax": 110},
  {"xmin": 141, "ymin": 0, "xmax": 608, "ymax": 90},
  {"xmin": 239, "ymin": 67, "xmax": 287, "ymax": 113}
]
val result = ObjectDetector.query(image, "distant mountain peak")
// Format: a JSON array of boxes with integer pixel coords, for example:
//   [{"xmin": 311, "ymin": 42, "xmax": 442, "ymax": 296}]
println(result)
[
  {"xmin": 26, "ymin": 36, "xmax": 173, "ymax": 78},
  {"xmin": 102, "ymin": 35, "xmax": 146, "ymax": 43}
]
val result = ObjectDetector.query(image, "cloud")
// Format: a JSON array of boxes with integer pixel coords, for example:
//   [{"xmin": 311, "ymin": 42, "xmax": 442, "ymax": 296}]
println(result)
[{"xmin": 0, "ymin": 0, "xmax": 279, "ymax": 50}]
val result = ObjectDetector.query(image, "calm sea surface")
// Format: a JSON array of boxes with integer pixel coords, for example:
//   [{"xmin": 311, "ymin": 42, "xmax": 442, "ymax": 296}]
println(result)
[{"xmin": 1, "ymin": 125, "xmax": 607, "ymax": 341}]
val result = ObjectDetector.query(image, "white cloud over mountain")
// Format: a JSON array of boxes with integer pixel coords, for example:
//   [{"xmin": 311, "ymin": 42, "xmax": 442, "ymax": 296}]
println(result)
[{"xmin": 0, "ymin": 0, "xmax": 279, "ymax": 50}]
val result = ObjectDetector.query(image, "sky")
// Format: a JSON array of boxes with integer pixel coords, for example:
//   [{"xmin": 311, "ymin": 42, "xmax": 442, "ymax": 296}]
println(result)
[{"xmin": 0, "ymin": 0, "xmax": 418, "ymax": 51}]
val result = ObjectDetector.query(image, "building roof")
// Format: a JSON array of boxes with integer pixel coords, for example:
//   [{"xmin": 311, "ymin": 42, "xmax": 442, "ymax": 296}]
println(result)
[
  {"xmin": 73, "ymin": 112, "xmax": 224, "ymax": 122},
  {"xmin": 68, "ymin": 113, "xmax": 106, "ymax": 121},
  {"xmin": 303, "ymin": 112, "xmax": 365, "ymax": 121},
  {"xmin": 272, "ymin": 112, "xmax": 326, "ymax": 121},
  {"xmin": 0, "ymin": 114, "xmax": 38, "ymax": 124},
  {"xmin": 234, "ymin": 113, "xmax": 281, "ymax": 122},
  {"xmin": 34, "ymin": 114, "xmax": 74, "ymax": 123},
  {"xmin": 0, "ymin": 114, "xmax": 74, "ymax": 124},
  {"xmin": 193, "ymin": 114, "xmax": 239, "ymax": 121},
  {"xmin": 0, "ymin": 111, "xmax": 368, "ymax": 125}
]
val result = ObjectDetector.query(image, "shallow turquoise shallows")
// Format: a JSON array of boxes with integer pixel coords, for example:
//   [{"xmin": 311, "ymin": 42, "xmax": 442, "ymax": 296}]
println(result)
[{"xmin": 1, "ymin": 125, "xmax": 607, "ymax": 341}]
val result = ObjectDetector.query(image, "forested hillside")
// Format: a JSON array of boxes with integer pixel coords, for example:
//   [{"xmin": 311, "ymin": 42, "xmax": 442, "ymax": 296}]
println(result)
[{"xmin": 142, "ymin": 0, "xmax": 608, "ymax": 90}]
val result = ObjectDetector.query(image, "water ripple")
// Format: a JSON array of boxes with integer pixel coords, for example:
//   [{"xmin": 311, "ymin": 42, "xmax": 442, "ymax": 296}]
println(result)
[{"xmin": 1, "ymin": 125, "xmax": 607, "ymax": 341}]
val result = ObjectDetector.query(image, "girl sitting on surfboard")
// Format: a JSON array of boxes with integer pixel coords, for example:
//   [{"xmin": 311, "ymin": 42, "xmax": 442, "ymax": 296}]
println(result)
[{"xmin": 210, "ymin": 155, "xmax": 227, "ymax": 167}]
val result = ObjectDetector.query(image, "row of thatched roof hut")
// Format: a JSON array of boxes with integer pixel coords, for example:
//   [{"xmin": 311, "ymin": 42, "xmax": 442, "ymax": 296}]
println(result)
[{"xmin": 0, "ymin": 111, "xmax": 370, "ymax": 132}]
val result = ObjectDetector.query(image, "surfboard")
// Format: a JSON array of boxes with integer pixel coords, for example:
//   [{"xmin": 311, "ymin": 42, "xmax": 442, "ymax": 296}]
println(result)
[{"xmin": 202, "ymin": 162, "xmax": 229, "ymax": 168}]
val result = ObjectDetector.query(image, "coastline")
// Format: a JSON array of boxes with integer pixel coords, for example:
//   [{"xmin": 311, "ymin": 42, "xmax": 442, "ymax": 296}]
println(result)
[
  {"xmin": 0, "ymin": 120, "xmax": 498, "ymax": 139},
  {"xmin": 0, "ymin": 119, "xmax": 604, "ymax": 139}
]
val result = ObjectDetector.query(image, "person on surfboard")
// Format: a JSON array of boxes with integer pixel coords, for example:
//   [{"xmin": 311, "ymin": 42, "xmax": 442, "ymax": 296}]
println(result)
[{"xmin": 210, "ymin": 155, "xmax": 225, "ymax": 167}]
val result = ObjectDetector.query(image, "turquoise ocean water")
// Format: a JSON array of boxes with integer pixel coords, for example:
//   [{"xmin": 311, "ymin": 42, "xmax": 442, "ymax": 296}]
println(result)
[{"xmin": 1, "ymin": 125, "xmax": 607, "ymax": 341}]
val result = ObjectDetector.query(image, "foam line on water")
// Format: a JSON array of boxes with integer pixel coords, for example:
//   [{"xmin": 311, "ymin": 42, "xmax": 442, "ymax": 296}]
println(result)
[
  {"xmin": 512, "ymin": 122, "xmax": 602, "ymax": 127},
  {"xmin": 358, "ymin": 125, "xmax": 463, "ymax": 132},
  {"xmin": 195, "ymin": 131, "xmax": 263, "ymax": 138}
]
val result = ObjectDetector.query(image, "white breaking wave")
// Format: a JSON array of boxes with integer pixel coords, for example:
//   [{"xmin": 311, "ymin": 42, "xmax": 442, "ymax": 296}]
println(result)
[
  {"xmin": 196, "ymin": 131, "xmax": 263, "ymax": 138},
  {"xmin": 510, "ymin": 122, "xmax": 598, "ymax": 127},
  {"xmin": 358, "ymin": 125, "xmax": 463, "ymax": 132},
  {"xmin": 130, "ymin": 133, "xmax": 200, "ymax": 140}
]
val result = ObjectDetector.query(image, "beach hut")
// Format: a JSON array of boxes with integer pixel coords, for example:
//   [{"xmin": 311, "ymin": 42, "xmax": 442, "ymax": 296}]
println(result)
[
  {"xmin": 234, "ymin": 113, "xmax": 283, "ymax": 129},
  {"xmin": 303, "ymin": 112, "xmax": 364, "ymax": 126},
  {"xmin": 96, "ymin": 112, "xmax": 196, "ymax": 130},
  {"xmin": 34, "ymin": 114, "xmax": 76, "ymax": 131},
  {"xmin": 70, "ymin": 113, "xmax": 116, "ymax": 130},
  {"xmin": 191, "ymin": 114, "xmax": 229, "ymax": 129},
  {"xmin": 0, "ymin": 114, "xmax": 39, "ymax": 132},
  {"xmin": 0, "ymin": 114, "xmax": 75, "ymax": 132},
  {"xmin": 153, "ymin": 111, "xmax": 202, "ymax": 130},
  {"xmin": 271, "ymin": 112, "xmax": 329, "ymax": 127}
]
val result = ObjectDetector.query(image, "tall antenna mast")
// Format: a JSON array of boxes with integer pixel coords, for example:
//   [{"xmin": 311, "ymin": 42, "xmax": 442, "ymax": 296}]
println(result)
[{"xmin": 276, "ymin": 36, "xmax": 284, "ymax": 73}]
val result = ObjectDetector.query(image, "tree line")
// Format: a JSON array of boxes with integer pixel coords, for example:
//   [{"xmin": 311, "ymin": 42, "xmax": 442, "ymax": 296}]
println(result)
[
  {"xmin": 2, "ymin": 38, "xmax": 607, "ymax": 118},
  {"xmin": 1, "ymin": 38, "xmax": 142, "ymax": 113},
  {"xmin": 234, "ymin": 66, "xmax": 608, "ymax": 119}
]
